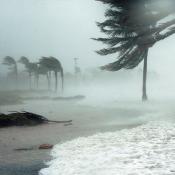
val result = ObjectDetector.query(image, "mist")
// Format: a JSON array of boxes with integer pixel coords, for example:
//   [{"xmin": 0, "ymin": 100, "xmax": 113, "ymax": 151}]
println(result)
[
  {"xmin": 0, "ymin": 0, "xmax": 175, "ymax": 91},
  {"xmin": 1, "ymin": 1, "xmax": 175, "ymax": 175},
  {"xmin": 0, "ymin": 0, "xmax": 107, "ymax": 72}
]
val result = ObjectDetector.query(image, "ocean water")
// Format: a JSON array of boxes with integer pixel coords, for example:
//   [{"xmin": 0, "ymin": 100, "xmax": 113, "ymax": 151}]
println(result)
[
  {"xmin": 39, "ymin": 121, "xmax": 175, "ymax": 175},
  {"xmin": 2, "ymin": 83, "xmax": 175, "ymax": 175},
  {"xmin": 38, "ymin": 91, "xmax": 175, "ymax": 175}
]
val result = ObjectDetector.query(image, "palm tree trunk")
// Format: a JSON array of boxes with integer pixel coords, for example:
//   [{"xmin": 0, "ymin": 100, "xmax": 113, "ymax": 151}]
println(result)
[
  {"xmin": 46, "ymin": 73, "xmax": 50, "ymax": 90},
  {"xmin": 34, "ymin": 73, "xmax": 38, "ymax": 89},
  {"xmin": 29, "ymin": 72, "xmax": 32, "ymax": 89},
  {"xmin": 60, "ymin": 68, "xmax": 64, "ymax": 93},
  {"xmin": 55, "ymin": 71, "xmax": 58, "ymax": 92},
  {"xmin": 49, "ymin": 71, "xmax": 51, "ymax": 90},
  {"xmin": 142, "ymin": 49, "xmax": 148, "ymax": 101},
  {"xmin": 14, "ymin": 64, "xmax": 18, "ymax": 89},
  {"xmin": 37, "ymin": 74, "xmax": 39, "ymax": 89}
]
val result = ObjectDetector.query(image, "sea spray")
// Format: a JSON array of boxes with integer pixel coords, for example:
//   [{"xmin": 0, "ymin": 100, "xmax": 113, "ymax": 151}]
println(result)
[{"xmin": 39, "ymin": 121, "xmax": 175, "ymax": 175}]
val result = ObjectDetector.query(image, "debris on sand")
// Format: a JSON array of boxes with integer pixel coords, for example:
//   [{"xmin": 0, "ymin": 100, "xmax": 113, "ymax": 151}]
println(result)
[
  {"xmin": 0, "ymin": 111, "xmax": 72, "ymax": 127},
  {"xmin": 14, "ymin": 144, "xmax": 54, "ymax": 151},
  {"xmin": 38, "ymin": 144, "xmax": 53, "ymax": 150},
  {"xmin": 14, "ymin": 147, "xmax": 35, "ymax": 151}
]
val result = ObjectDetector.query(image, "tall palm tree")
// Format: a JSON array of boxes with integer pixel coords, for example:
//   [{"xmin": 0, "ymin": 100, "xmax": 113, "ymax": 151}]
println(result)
[
  {"xmin": 2, "ymin": 56, "xmax": 18, "ymax": 86},
  {"xmin": 37, "ymin": 64, "xmax": 51, "ymax": 90},
  {"xmin": 39, "ymin": 57, "xmax": 64, "ymax": 92},
  {"xmin": 19, "ymin": 56, "xmax": 38, "ymax": 89},
  {"xmin": 95, "ymin": 0, "xmax": 175, "ymax": 101}
]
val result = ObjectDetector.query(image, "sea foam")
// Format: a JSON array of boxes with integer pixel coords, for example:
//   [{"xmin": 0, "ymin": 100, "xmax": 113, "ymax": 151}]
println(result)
[{"xmin": 39, "ymin": 121, "xmax": 175, "ymax": 175}]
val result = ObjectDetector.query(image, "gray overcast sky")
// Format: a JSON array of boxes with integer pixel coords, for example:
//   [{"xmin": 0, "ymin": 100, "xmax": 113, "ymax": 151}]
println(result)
[
  {"xmin": 0, "ymin": 0, "xmax": 175, "ymax": 77},
  {"xmin": 0, "ymin": 0, "xmax": 107, "ymax": 72}
]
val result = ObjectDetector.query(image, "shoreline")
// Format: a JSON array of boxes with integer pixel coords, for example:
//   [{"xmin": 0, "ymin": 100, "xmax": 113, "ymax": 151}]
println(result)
[
  {"xmin": 0, "ymin": 98, "xmax": 161, "ymax": 175},
  {"xmin": 0, "ymin": 162, "xmax": 44, "ymax": 175},
  {"xmin": 0, "ymin": 123, "xmax": 141, "ymax": 175}
]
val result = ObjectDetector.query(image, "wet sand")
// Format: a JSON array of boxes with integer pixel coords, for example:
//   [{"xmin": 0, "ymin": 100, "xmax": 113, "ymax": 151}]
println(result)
[{"xmin": 0, "ymin": 99, "xmax": 159, "ymax": 175}]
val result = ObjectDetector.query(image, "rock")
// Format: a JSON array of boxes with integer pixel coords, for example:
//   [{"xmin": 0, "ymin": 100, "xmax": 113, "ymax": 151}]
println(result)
[{"xmin": 38, "ymin": 144, "xmax": 53, "ymax": 150}]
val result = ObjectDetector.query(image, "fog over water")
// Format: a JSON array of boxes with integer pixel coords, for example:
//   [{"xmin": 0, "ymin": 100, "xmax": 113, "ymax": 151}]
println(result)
[
  {"xmin": 0, "ymin": 0, "xmax": 106, "ymax": 73},
  {"xmin": 0, "ymin": 0, "xmax": 175, "ymax": 76},
  {"xmin": 1, "ymin": 1, "xmax": 175, "ymax": 175},
  {"xmin": 0, "ymin": 0, "xmax": 175, "ymax": 97}
]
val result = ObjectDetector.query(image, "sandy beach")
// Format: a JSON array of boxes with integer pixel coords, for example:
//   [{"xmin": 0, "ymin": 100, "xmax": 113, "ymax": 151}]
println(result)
[
  {"xmin": 0, "ymin": 96, "xmax": 150, "ymax": 175},
  {"xmin": 1, "ymin": 89, "xmax": 175, "ymax": 175},
  {"xmin": 1, "ymin": 0, "xmax": 175, "ymax": 174}
]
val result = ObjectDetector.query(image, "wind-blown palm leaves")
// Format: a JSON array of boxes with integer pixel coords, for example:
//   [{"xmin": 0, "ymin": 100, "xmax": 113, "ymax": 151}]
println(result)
[
  {"xmin": 95, "ymin": 0, "xmax": 175, "ymax": 101},
  {"xmin": 39, "ymin": 57, "xmax": 64, "ymax": 92},
  {"xmin": 2, "ymin": 56, "xmax": 64, "ymax": 91},
  {"xmin": 19, "ymin": 56, "xmax": 39, "ymax": 89},
  {"xmin": 2, "ymin": 56, "xmax": 18, "ymax": 86},
  {"xmin": 37, "ymin": 64, "xmax": 51, "ymax": 90}
]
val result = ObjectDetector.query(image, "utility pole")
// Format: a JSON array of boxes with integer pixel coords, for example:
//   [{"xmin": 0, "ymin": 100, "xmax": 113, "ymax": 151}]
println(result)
[{"xmin": 74, "ymin": 58, "xmax": 81, "ymax": 75}]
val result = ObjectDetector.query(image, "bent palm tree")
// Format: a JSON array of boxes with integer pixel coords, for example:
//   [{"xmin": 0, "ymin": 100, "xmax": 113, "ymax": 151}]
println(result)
[
  {"xmin": 2, "ymin": 56, "xmax": 18, "ymax": 86},
  {"xmin": 37, "ymin": 64, "xmax": 51, "ymax": 90},
  {"xmin": 19, "ymin": 56, "xmax": 38, "ymax": 89},
  {"xmin": 39, "ymin": 57, "xmax": 64, "ymax": 92},
  {"xmin": 95, "ymin": 0, "xmax": 175, "ymax": 101}
]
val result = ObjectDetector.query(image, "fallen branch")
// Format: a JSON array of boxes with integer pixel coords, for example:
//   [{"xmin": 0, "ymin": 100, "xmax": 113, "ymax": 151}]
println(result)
[{"xmin": 0, "ymin": 111, "xmax": 72, "ymax": 127}]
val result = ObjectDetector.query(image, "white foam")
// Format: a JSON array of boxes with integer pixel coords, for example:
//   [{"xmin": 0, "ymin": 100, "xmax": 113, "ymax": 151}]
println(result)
[{"xmin": 39, "ymin": 121, "xmax": 175, "ymax": 175}]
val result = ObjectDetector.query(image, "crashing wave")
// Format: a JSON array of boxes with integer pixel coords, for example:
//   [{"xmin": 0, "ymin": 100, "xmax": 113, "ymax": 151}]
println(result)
[{"xmin": 39, "ymin": 121, "xmax": 175, "ymax": 175}]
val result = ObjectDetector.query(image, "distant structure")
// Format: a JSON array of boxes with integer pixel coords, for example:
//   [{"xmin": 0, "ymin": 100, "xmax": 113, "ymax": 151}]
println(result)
[{"xmin": 74, "ymin": 58, "xmax": 81, "ymax": 75}]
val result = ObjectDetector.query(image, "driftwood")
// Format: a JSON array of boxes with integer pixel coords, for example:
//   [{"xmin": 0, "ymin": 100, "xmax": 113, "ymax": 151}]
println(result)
[
  {"xmin": 14, "ymin": 144, "xmax": 54, "ymax": 151},
  {"xmin": 15, "ymin": 147, "xmax": 35, "ymax": 151},
  {"xmin": 0, "ymin": 111, "xmax": 72, "ymax": 127}
]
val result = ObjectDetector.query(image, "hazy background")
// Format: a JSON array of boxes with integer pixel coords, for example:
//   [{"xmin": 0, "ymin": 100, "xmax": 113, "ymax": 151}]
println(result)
[
  {"xmin": 0, "ymin": 0, "xmax": 107, "ymax": 73},
  {"xmin": 1, "ymin": 2, "xmax": 175, "ymax": 174},
  {"xmin": 0, "ymin": 0, "xmax": 175, "ymax": 97}
]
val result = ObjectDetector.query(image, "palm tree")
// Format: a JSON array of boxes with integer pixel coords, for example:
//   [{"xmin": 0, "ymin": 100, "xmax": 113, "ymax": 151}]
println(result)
[
  {"xmin": 95, "ymin": 0, "xmax": 175, "ymax": 101},
  {"xmin": 39, "ymin": 57, "xmax": 64, "ymax": 92},
  {"xmin": 19, "ymin": 56, "xmax": 38, "ymax": 89},
  {"xmin": 37, "ymin": 64, "xmax": 51, "ymax": 90},
  {"xmin": 2, "ymin": 56, "xmax": 18, "ymax": 87}
]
